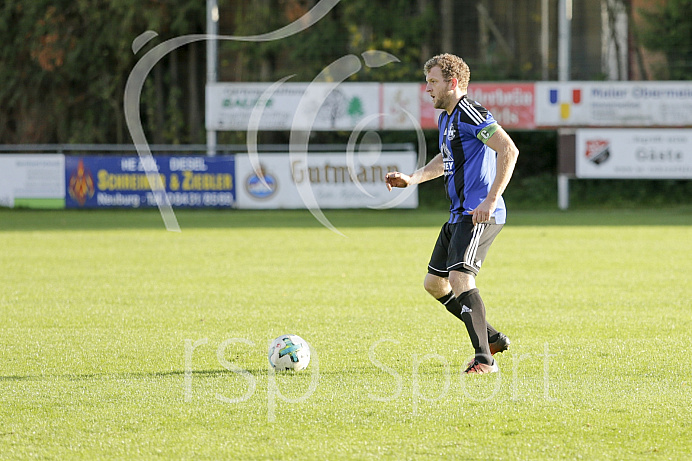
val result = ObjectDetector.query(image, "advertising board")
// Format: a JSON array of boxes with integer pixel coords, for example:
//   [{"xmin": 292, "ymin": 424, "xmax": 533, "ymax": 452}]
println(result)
[
  {"xmin": 536, "ymin": 82, "xmax": 692, "ymax": 127},
  {"xmin": 467, "ymin": 83, "xmax": 536, "ymax": 129},
  {"xmin": 209, "ymin": 82, "xmax": 538, "ymax": 132},
  {"xmin": 206, "ymin": 82, "xmax": 380, "ymax": 131},
  {"xmin": 235, "ymin": 151, "xmax": 418, "ymax": 209},
  {"xmin": 64, "ymin": 156, "xmax": 235, "ymax": 208},
  {"xmin": 575, "ymin": 129, "xmax": 692, "ymax": 179},
  {"xmin": 0, "ymin": 154, "xmax": 65, "ymax": 208}
]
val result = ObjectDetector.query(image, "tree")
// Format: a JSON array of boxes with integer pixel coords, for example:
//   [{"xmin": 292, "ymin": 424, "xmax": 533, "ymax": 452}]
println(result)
[
  {"xmin": 218, "ymin": 0, "xmax": 436, "ymax": 83},
  {"xmin": 638, "ymin": 0, "xmax": 692, "ymax": 80},
  {"xmin": 0, "ymin": 0, "xmax": 207, "ymax": 144}
]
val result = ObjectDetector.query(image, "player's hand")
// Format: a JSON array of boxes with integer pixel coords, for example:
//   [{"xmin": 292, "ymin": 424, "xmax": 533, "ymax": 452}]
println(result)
[
  {"xmin": 385, "ymin": 172, "xmax": 411, "ymax": 191},
  {"xmin": 469, "ymin": 199, "xmax": 496, "ymax": 225}
]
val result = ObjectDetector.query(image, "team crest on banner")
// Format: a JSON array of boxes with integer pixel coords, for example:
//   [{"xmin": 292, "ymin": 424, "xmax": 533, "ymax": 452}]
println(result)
[
  {"xmin": 585, "ymin": 139, "xmax": 611, "ymax": 165},
  {"xmin": 68, "ymin": 159, "xmax": 95, "ymax": 206}
]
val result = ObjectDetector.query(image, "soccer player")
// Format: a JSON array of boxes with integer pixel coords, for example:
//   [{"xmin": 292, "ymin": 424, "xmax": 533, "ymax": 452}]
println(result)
[{"xmin": 385, "ymin": 53, "xmax": 519, "ymax": 374}]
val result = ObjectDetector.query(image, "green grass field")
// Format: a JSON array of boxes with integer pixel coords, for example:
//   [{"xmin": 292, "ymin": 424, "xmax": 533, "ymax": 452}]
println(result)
[{"xmin": 1, "ymin": 208, "xmax": 691, "ymax": 460}]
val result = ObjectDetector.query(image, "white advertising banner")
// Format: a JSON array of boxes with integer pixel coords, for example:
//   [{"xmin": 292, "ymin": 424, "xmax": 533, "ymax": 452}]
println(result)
[
  {"xmin": 536, "ymin": 82, "xmax": 692, "ymax": 127},
  {"xmin": 0, "ymin": 154, "xmax": 65, "ymax": 208},
  {"xmin": 206, "ymin": 82, "xmax": 380, "ymax": 131},
  {"xmin": 380, "ymin": 84, "xmax": 421, "ymax": 130},
  {"xmin": 575, "ymin": 129, "xmax": 692, "ymax": 179},
  {"xmin": 235, "ymin": 151, "xmax": 418, "ymax": 209}
]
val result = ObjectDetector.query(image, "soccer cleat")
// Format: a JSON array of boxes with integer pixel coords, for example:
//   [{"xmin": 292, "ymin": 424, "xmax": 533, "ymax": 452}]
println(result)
[
  {"xmin": 464, "ymin": 359, "xmax": 499, "ymax": 374},
  {"xmin": 489, "ymin": 333, "xmax": 510, "ymax": 356}
]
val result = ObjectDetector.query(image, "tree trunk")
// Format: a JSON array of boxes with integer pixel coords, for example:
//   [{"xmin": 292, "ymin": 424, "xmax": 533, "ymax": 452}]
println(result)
[
  {"xmin": 188, "ymin": 42, "xmax": 201, "ymax": 143},
  {"xmin": 441, "ymin": 0, "xmax": 453, "ymax": 53},
  {"xmin": 154, "ymin": 62, "xmax": 165, "ymax": 144},
  {"xmin": 418, "ymin": 0, "xmax": 431, "ymax": 66}
]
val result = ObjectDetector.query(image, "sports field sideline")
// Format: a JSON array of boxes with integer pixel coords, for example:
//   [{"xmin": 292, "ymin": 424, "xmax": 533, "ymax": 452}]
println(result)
[{"xmin": 1, "ymin": 208, "xmax": 691, "ymax": 459}]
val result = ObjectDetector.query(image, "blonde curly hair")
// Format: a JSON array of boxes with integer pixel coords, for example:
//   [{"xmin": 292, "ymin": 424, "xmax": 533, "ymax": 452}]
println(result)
[{"xmin": 424, "ymin": 54, "xmax": 470, "ymax": 91}]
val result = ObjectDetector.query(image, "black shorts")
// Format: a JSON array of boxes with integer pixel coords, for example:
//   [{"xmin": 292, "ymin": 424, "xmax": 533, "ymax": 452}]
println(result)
[{"xmin": 427, "ymin": 217, "xmax": 503, "ymax": 277}]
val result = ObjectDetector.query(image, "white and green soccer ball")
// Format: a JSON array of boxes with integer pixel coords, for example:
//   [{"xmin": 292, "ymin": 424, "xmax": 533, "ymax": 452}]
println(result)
[{"xmin": 268, "ymin": 334, "xmax": 311, "ymax": 371}]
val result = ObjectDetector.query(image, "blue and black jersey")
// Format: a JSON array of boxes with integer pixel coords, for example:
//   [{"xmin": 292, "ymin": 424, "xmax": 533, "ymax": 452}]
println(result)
[{"xmin": 438, "ymin": 95, "xmax": 506, "ymax": 225}]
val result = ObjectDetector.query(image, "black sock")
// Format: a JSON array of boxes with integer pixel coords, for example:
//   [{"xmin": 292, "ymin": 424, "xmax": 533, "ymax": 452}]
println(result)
[
  {"xmin": 437, "ymin": 291, "xmax": 498, "ymax": 344},
  {"xmin": 487, "ymin": 323, "xmax": 499, "ymax": 342},
  {"xmin": 436, "ymin": 291, "xmax": 457, "ymax": 312},
  {"xmin": 456, "ymin": 288, "xmax": 492, "ymax": 364}
]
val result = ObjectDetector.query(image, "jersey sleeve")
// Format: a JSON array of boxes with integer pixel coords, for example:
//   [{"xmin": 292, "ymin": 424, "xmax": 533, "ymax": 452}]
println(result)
[{"xmin": 454, "ymin": 98, "xmax": 500, "ymax": 144}]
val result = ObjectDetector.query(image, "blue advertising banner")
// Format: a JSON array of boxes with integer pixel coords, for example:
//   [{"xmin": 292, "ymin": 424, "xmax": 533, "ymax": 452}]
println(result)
[{"xmin": 65, "ymin": 156, "xmax": 235, "ymax": 208}]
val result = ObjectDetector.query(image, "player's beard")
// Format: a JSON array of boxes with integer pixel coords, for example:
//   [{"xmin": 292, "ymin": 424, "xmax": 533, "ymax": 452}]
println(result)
[{"xmin": 433, "ymin": 91, "xmax": 454, "ymax": 111}]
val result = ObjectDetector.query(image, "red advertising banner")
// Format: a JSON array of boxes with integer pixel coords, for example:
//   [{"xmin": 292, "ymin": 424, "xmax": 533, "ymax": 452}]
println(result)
[
  {"xmin": 419, "ymin": 83, "xmax": 536, "ymax": 130},
  {"xmin": 467, "ymin": 83, "xmax": 536, "ymax": 129}
]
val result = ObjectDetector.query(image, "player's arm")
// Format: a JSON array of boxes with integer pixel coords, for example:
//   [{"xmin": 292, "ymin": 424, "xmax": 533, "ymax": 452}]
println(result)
[
  {"xmin": 470, "ymin": 126, "xmax": 519, "ymax": 224},
  {"xmin": 385, "ymin": 153, "xmax": 444, "ymax": 191}
]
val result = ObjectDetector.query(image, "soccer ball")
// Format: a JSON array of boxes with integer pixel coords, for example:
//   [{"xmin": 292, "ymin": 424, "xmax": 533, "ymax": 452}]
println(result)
[{"xmin": 268, "ymin": 334, "xmax": 311, "ymax": 371}]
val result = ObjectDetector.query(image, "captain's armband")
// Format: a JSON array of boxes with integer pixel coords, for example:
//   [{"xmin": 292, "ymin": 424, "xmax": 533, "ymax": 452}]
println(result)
[{"xmin": 477, "ymin": 123, "xmax": 499, "ymax": 144}]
